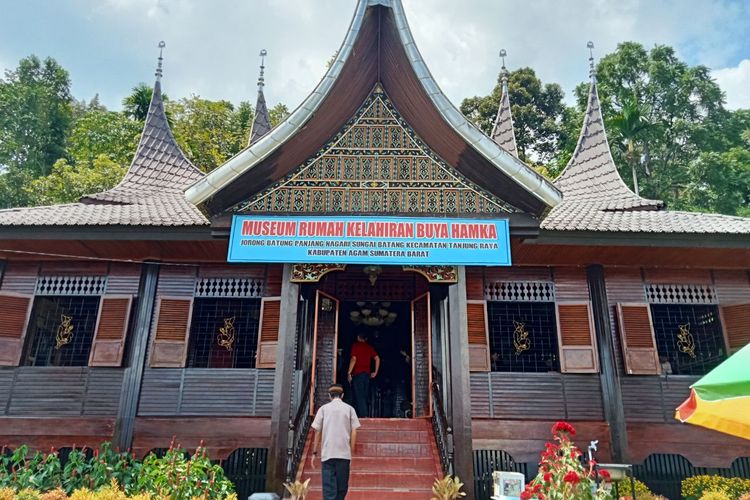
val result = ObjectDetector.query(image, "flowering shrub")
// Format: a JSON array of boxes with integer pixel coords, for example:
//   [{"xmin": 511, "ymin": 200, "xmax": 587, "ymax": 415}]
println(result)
[
  {"xmin": 0, "ymin": 441, "xmax": 236, "ymax": 499},
  {"xmin": 682, "ymin": 475, "xmax": 750, "ymax": 500},
  {"xmin": 520, "ymin": 421, "xmax": 611, "ymax": 500}
]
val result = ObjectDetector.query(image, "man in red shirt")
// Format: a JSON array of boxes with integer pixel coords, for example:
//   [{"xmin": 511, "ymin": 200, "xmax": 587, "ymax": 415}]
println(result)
[{"xmin": 347, "ymin": 333, "xmax": 380, "ymax": 418}]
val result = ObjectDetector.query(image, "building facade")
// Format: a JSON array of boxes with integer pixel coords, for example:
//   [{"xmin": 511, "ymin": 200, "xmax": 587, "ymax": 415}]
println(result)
[{"xmin": 0, "ymin": 1, "xmax": 749, "ymax": 498}]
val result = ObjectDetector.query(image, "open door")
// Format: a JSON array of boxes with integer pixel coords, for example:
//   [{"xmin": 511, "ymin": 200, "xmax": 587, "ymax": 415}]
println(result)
[
  {"xmin": 310, "ymin": 290, "xmax": 340, "ymax": 414},
  {"xmin": 411, "ymin": 292, "xmax": 432, "ymax": 418}
]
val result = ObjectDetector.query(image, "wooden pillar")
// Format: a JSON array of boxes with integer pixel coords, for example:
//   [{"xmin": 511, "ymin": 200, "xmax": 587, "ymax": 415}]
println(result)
[
  {"xmin": 586, "ymin": 264, "xmax": 628, "ymax": 462},
  {"xmin": 448, "ymin": 266, "xmax": 475, "ymax": 497},
  {"xmin": 267, "ymin": 264, "xmax": 300, "ymax": 493},
  {"xmin": 0, "ymin": 260, "xmax": 6, "ymax": 288},
  {"xmin": 113, "ymin": 262, "xmax": 160, "ymax": 450}
]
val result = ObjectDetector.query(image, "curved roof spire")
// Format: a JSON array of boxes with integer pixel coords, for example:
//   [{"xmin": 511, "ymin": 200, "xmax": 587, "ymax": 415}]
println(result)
[
  {"xmin": 554, "ymin": 42, "xmax": 662, "ymax": 210},
  {"xmin": 82, "ymin": 41, "xmax": 204, "ymax": 204},
  {"xmin": 248, "ymin": 49, "xmax": 272, "ymax": 146},
  {"xmin": 490, "ymin": 49, "xmax": 519, "ymax": 158}
]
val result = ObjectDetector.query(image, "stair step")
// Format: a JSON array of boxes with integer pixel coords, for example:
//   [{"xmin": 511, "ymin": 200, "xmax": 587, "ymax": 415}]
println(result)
[
  {"xmin": 356, "ymin": 429, "xmax": 430, "ymax": 443},
  {"xmin": 301, "ymin": 471, "xmax": 436, "ymax": 489},
  {"xmin": 356, "ymin": 418, "xmax": 430, "ymax": 430},
  {"xmin": 303, "ymin": 456, "xmax": 437, "ymax": 473},
  {"xmin": 306, "ymin": 490, "xmax": 432, "ymax": 500},
  {"xmin": 356, "ymin": 442, "xmax": 433, "ymax": 457}
]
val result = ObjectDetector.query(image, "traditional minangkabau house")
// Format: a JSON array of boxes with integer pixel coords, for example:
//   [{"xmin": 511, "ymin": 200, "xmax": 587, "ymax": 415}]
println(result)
[{"xmin": 1, "ymin": 1, "xmax": 749, "ymax": 498}]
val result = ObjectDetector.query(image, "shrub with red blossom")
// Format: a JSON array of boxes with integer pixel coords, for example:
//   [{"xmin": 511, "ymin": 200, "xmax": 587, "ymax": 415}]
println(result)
[{"xmin": 519, "ymin": 421, "xmax": 611, "ymax": 500}]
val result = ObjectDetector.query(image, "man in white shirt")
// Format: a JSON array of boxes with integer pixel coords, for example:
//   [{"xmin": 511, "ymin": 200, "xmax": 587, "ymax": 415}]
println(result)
[{"xmin": 310, "ymin": 384, "xmax": 360, "ymax": 500}]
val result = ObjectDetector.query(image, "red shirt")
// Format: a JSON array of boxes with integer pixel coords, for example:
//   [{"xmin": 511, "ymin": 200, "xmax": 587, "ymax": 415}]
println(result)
[{"xmin": 350, "ymin": 341, "xmax": 377, "ymax": 375}]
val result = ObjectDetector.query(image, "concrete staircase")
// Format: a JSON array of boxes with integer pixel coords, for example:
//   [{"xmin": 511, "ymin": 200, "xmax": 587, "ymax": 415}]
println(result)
[{"xmin": 298, "ymin": 418, "xmax": 443, "ymax": 499}]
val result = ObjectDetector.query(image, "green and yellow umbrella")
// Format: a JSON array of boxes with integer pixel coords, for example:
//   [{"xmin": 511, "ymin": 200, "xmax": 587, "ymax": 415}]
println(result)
[{"xmin": 676, "ymin": 343, "xmax": 750, "ymax": 440}]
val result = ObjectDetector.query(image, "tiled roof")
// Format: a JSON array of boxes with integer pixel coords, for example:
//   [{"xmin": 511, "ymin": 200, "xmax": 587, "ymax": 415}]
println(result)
[
  {"xmin": 541, "ymin": 200, "xmax": 750, "ymax": 234},
  {"xmin": 249, "ymin": 87, "xmax": 271, "ymax": 146},
  {"xmin": 554, "ymin": 80, "xmax": 662, "ymax": 211},
  {"xmin": 544, "ymin": 79, "xmax": 750, "ymax": 236},
  {"xmin": 0, "ymin": 79, "xmax": 208, "ymax": 228},
  {"xmin": 490, "ymin": 77, "xmax": 519, "ymax": 158}
]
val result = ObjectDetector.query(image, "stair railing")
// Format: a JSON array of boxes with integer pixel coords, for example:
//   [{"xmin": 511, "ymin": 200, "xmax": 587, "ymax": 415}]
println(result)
[
  {"xmin": 286, "ymin": 380, "xmax": 312, "ymax": 483},
  {"xmin": 431, "ymin": 381, "xmax": 454, "ymax": 475}
]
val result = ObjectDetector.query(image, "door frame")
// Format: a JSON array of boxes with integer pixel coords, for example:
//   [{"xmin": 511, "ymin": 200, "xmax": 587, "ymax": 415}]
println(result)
[
  {"xmin": 411, "ymin": 291, "xmax": 433, "ymax": 418},
  {"xmin": 310, "ymin": 290, "xmax": 340, "ymax": 415}
]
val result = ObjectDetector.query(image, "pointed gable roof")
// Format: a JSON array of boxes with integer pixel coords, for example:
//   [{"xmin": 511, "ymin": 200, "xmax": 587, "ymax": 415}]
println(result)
[
  {"xmin": 83, "ymin": 79, "xmax": 204, "ymax": 204},
  {"xmin": 490, "ymin": 58, "xmax": 519, "ymax": 158},
  {"xmin": 185, "ymin": 0, "xmax": 562, "ymax": 217},
  {"xmin": 553, "ymin": 79, "xmax": 662, "ymax": 211},
  {"xmin": 248, "ymin": 49, "xmax": 272, "ymax": 146},
  {"xmin": 0, "ymin": 56, "xmax": 209, "ymax": 229}
]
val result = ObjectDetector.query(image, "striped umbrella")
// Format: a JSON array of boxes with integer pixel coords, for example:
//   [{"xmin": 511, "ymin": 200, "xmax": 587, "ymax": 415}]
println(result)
[{"xmin": 675, "ymin": 343, "xmax": 750, "ymax": 440}]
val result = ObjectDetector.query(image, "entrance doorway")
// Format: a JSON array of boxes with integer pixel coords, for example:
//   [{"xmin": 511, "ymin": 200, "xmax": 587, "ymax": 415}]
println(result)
[{"xmin": 308, "ymin": 266, "xmax": 432, "ymax": 418}]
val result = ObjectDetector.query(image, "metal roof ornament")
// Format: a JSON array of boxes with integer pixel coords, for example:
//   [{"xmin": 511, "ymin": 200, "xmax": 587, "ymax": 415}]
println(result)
[
  {"xmin": 499, "ymin": 49, "xmax": 509, "ymax": 90},
  {"xmin": 258, "ymin": 49, "xmax": 267, "ymax": 90},
  {"xmin": 587, "ymin": 41, "xmax": 596, "ymax": 81},
  {"xmin": 155, "ymin": 41, "xmax": 165, "ymax": 81}
]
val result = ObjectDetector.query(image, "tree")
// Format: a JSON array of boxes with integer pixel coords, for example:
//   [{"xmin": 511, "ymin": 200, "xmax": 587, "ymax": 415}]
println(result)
[
  {"xmin": 26, "ymin": 155, "xmax": 128, "ymax": 206},
  {"xmin": 0, "ymin": 55, "xmax": 73, "ymax": 206},
  {"xmin": 607, "ymin": 97, "xmax": 652, "ymax": 195},
  {"xmin": 122, "ymin": 83, "xmax": 168, "ymax": 121},
  {"xmin": 269, "ymin": 103, "xmax": 290, "ymax": 127},
  {"xmin": 169, "ymin": 96, "xmax": 253, "ymax": 172},
  {"xmin": 461, "ymin": 68, "xmax": 567, "ymax": 166},
  {"xmin": 67, "ymin": 109, "xmax": 142, "ymax": 166}
]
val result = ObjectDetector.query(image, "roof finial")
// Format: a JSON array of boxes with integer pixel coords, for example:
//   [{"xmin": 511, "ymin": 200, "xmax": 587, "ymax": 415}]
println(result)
[
  {"xmin": 257, "ymin": 49, "xmax": 267, "ymax": 90},
  {"xmin": 155, "ymin": 41, "xmax": 166, "ymax": 81},
  {"xmin": 587, "ymin": 41, "xmax": 596, "ymax": 81},
  {"xmin": 499, "ymin": 49, "xmax": 509, "ymax": 88}
]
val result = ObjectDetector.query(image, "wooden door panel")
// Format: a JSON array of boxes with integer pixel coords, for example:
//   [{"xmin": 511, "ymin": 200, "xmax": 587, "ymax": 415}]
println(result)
[{"xmin": 411, "ymin": 292, "xmax": 431, "ymax": 418}]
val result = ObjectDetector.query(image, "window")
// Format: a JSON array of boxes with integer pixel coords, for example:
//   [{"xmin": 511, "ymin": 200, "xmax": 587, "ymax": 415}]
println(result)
[
  {"xmin": 650, "ymin": 304, "xmax": 726, "ymax": 375},
  {"xmin": 487, "ymin": 301, "xmax": 560, "ymax": 372},
  {"xmin": 186, "ymin": 298, "xmax": 261, "ymax": 368},
  {"xmin": 23, "ymin": 296, "xmax": 101, "ymax": 366}
]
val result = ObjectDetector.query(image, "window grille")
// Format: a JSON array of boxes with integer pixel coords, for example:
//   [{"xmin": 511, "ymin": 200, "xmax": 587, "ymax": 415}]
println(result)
[
  {"xmin": 650, "ymin": 304, "xmax": 726, "ymax": 376},
  {"xmin": 645, "ymin": 283, "xmax": 717, "ymax": 305},
  {"xmin": 484, "ymin": 281, "xmax": 555, "ymax": 302},
  {"xmin": 194, "ymin": 278, "xmax": 263, "ymax": 298},
  {"xmin": 487, "ymin": 301, "xmax": 560, "ymax": 372},
  {"xmin": 35, "ymin": 276, "xmax": 107, "ymax": 296},
  {"xmin": 23, "ymin": 296, "xmax": 101, "ymax": 366},
  {"xmin": 186, "ymin": 298, "xmax": 261, "ymax": 368}
]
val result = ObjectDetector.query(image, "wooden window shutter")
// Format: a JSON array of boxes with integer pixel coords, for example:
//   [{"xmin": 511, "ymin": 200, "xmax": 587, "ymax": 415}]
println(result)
[
  {"xmin": 721, "ymin": 303, "xmax": 750, "ymax": 352},
  {"xmin": 467, "ymin": 300, "xmax": 490, "ymax": 372},
  {"xmin": 616, "ymin": 303, "xmax": 660, "ymax": 375},
  {"xmin": 149, "ymin": 296, "xmax": 193, "ymax": 368},
  {"xmin": 556, "ymin": 302, "xmax": 599, "ymax": 373},
  {"xmin": 0, "ymin": 292, "xmax": 33, "ymax": 366},
  {"xmin": 256, "ymin": 297, "xmax": 281, "ymax": 369},
  {"xmin": 89, "ymin": 295, "xmax": 133, "ymax": 367}
]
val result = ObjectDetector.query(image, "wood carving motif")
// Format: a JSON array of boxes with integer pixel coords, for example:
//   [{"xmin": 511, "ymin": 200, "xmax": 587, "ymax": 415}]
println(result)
[
  {"xmin": 402, "ymin": 265, "xmax": 458, "ymax": 283},
  {"xmin": 291, "ymin": 264, "xmax": 347, "ymax": 283},
  {"xmin": 234, "ymin": 85, "xmax": 518, "ymax": 215}
]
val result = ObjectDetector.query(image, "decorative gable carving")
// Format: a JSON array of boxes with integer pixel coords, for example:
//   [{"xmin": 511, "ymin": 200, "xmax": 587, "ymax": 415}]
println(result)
[{"xmin": 234, "ymin": 85, "xmax": 519, "ymax": 215}]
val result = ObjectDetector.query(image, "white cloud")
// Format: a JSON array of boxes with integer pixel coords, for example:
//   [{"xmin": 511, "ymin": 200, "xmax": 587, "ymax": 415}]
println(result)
[
  {"xmin": 10, "ymin": 0, "xmax": 750, "ymax": 112},
  {"xmin": 713, "ymin": 59, "xmax": 750, "ymax": 110}
]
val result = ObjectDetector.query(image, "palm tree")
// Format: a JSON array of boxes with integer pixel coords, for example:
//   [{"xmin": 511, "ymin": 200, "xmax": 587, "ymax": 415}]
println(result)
[
  {"xmin": 608, "ymin": 97, "xmax": 651, "ymax": 195},
  {"xmin": 122, "ymin": 83, "xmax": 169, "ymax": 122}
]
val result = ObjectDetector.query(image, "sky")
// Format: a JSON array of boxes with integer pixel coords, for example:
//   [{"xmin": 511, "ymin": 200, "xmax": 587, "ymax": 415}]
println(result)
[{"xmin": 1, "ymin": 0, "xmax": 749, "ymax": 112}]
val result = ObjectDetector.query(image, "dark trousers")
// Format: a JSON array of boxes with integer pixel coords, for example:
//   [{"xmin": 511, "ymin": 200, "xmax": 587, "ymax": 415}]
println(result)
[
  {"xmin": 322, "ymin": 458, "xmax": 350, "ymax": 500},
  {"xmin": 351, "ymin": 372, "xmax": 370, "ymax": 418}
]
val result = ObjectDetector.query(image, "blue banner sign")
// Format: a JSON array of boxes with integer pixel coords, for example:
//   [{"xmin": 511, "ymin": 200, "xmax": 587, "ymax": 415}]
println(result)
[{"xmin": 228, "ymin": 216, "xmax": 511, "ymax": 266}]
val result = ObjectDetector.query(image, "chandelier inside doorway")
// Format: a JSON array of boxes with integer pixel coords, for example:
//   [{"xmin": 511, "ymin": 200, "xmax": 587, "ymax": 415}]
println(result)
[{"xmin": 349, "ymin": 301, "xmax": 398, "ymax": 327}]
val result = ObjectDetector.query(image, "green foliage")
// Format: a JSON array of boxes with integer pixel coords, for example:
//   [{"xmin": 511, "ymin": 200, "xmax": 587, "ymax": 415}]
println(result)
[
  {"xmin": 122, "ymin": 84, "xmax": 166, "ymax": 122},
  {"xmin": 682, "ymin": 475, "xmax": 750, "ymax": 500},
  {"xmin": 67, "ymin": 110, "xmax": 141, "ymax": 166},
  {"xmin": 613, "ymin": 478, "xmax": 653, "ymax": 497},
  {"xmin": 26, "ymin": 156, "xmax": 127, "ymax": 205},
  {"xmin": 701, "ymin": 492, "xmax": 732, "ymax": 500},
  {"xmin": 461, "ymin": 67, "xmax": 567, "ymax": 167},
  {"xmin": 0, "ymin": 442, "xmax": 235, "ymax": 499},
  {"xmin": 169, "ymin": 96, "xmax": 253, "ymax": 172}
]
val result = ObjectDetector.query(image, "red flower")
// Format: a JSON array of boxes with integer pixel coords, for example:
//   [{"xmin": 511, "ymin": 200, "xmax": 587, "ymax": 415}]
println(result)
[
  {"xmin": 543, "ymin": 472, "xmax": 553, "ymax": 483},
  {"xmin": 520, "ymin": 489, "xmax": 534, "ymax": 500},
  {"xmin": 563, "ymin": 471, "xmax": 580, "ymax": 484},
  {"xmin": 599, "ymin": 469, "xmax": 611, "ymax": 481},
  {"xmin": 552, "ymin": 421, "xmax": 577, "ymax": 436}
]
